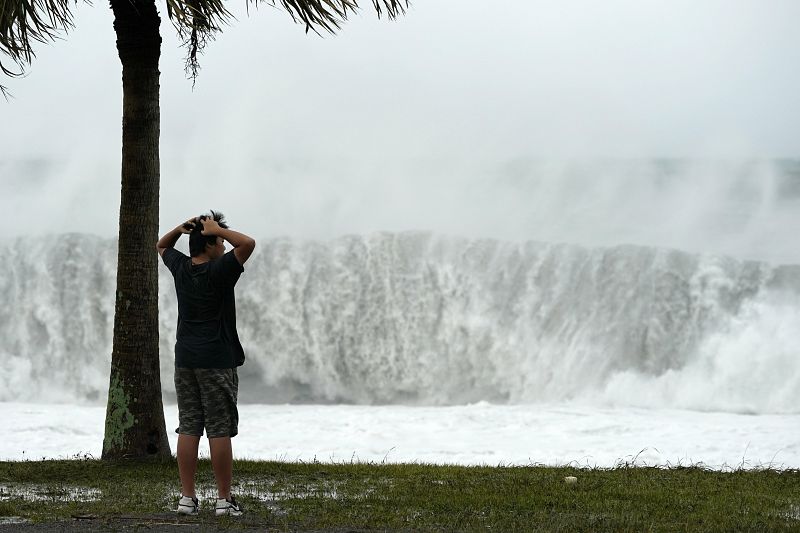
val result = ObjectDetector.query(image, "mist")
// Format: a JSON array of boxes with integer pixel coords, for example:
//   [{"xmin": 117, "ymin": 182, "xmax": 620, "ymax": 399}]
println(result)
[{"xmin": 3, "ymin": 0, "xmax": 800, "ymax": 262}]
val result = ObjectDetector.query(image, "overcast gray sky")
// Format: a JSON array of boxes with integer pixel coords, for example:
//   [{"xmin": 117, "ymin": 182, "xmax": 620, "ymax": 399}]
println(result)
[{"xmin": 3, "ymin": 0, "xmax": 800, "ymax": 259}]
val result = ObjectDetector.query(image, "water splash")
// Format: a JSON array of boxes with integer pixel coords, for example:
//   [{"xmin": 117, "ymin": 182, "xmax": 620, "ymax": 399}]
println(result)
[{"xmin": 1, "ymin": 232, "xmax": 798, "ymax": 412}]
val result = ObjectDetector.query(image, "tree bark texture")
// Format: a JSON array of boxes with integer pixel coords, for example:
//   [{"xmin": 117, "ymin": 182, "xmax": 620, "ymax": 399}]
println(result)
[{"xmin": 102, "ymin": 0, "xmax": 169, "ymax": 460}]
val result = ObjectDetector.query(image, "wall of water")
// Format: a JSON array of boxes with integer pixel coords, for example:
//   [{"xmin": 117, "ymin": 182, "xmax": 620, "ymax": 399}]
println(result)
[{"xmin": 2, "ymin": 232, "xmax": 797, "ymax": 413}]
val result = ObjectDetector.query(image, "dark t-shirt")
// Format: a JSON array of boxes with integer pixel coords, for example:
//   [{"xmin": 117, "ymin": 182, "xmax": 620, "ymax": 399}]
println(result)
[{"xmin": 162, "ymin": 248, "xmax": 245, "ymax": 368}]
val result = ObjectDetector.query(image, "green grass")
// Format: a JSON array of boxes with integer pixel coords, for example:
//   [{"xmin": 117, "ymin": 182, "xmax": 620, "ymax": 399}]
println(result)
[{"xmin": 0, "ymin": 457, "xmax": 798, "ymax": 531}]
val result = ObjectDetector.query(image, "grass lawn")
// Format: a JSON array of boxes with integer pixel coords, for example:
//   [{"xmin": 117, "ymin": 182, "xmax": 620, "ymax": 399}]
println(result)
[{"xmin": 0, "ymin": 458, "xmax": 798, "ymax": 531}]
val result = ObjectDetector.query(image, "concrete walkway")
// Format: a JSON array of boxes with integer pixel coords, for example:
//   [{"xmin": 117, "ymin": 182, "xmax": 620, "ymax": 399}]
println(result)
[{"xmin": 0, "ymin": 514, "xmax": 373, "ymax": 532}]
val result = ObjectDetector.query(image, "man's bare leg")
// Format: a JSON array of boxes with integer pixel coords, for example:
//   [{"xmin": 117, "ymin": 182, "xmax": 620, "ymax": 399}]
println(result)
[
  {"xmin": 177, "ymin": 434, "xmax": 201, "ymax": 498},
  {"xmin": 209, "ymin": 436, "xmax": 233, "ymax": 499}
]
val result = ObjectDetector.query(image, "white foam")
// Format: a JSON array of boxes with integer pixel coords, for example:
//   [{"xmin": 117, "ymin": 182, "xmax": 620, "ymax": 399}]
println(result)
[
  {"xmin": 1, "ymin": 234, "xmax": 798, "ymax": 412},
  {"xmin": 595, "ymin": 290, "xmax": 800, "ymax": 413},
  {"xmin": 1, "ymin": 402, "xmax": 796, "ymax": 469}
]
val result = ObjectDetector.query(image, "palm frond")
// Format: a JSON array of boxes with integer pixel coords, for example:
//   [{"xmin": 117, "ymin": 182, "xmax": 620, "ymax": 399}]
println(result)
[
  {"xmin": 0, "ymin": 0, "xmax": 408, "ymax": 96},
  {"xmin": 0, "ymin": 0, "xmax": 82, "ymax": 97},
  {"xmin": 167, "ymin": 0, "xmax": 409, "ymax": 84}
]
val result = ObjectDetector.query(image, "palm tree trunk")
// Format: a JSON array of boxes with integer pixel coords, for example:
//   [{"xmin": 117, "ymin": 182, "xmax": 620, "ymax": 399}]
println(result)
[{"xmin": 102, "ymin": 0, "xmax": 170, "ymax": 460}]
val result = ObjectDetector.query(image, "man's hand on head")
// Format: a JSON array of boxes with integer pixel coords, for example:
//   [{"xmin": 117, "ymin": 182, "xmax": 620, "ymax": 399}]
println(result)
[
  {"xmin": 158, "ymin": 218, "xmax": 198, "ymax": 256},
  {"xmin": 181, "ymin": 217, "xmax": 199, "ymax": 234},
  {"xmin": 200, "ymin": 218, "xmax": 222, "ymax": 236}
]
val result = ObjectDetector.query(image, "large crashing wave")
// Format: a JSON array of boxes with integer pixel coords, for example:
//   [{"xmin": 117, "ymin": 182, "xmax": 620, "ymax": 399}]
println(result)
[{"xmin": 1, "ymin": 232, "xmax": 798, "ymax": 413}]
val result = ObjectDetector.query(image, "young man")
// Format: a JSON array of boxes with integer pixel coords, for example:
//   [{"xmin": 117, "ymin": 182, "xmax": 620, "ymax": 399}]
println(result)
[{"xmin": 156, "ymin": 211, "xmax": 256, "ymax": 516}]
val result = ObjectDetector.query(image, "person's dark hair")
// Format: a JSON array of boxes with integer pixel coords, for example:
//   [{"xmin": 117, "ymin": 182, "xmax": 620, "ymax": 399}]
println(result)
[{"xmin": 186, "ymin": 210, "xmax": 229, "ymax": 257}]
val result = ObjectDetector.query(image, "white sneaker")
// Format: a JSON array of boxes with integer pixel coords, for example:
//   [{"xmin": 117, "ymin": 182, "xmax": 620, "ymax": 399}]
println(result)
[
  {"xmin": 215, "ymin": 495, "xmax": 243, "ymax": 516},
  {"xmin": 177, "ymin": 495, "xmax": 199, "ymax": 515}
]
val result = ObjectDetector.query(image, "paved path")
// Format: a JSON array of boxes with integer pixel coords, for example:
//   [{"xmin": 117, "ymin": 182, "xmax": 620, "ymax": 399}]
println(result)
[{"xmin": 0, "ymin": 514, "xmax": 374, "ymax": 532}]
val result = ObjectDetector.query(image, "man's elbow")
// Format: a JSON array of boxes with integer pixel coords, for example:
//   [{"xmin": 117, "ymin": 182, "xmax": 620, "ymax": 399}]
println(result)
[{"xmin": 233, "ymin": 239, "xmax": 256, "ymax": 265}]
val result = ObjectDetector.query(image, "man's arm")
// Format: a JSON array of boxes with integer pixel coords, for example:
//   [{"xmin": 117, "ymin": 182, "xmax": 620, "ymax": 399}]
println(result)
[
  {"xmin": 156, "ymin": 218, "xmax": 194, "ymax": 257},
  {"xmin": 202, "ymin": 219, "xmax": 256, "ymax": 265}
]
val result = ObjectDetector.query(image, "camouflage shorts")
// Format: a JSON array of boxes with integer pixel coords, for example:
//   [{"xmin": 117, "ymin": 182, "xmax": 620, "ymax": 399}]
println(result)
[{"xmin": 174, "ymin": 367, "xmax": 239, "ymax": 438}]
